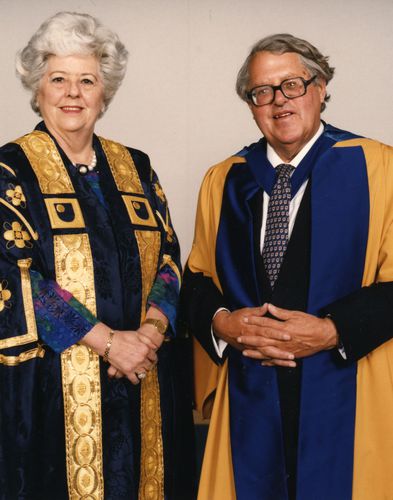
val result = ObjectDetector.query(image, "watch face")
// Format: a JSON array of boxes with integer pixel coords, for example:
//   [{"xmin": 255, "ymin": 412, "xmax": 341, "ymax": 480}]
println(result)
[
  {"xmin": 156, "ymin": 321, "xmax": 166, "ymax": 334},
  {"xmin": 146, "ymin": 318, "xmax": 167, "ymax": 334}
]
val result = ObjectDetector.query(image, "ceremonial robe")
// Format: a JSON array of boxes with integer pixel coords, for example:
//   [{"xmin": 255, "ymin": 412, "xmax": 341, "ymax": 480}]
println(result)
[
  {"xmin": 181, "ymin": 124, "xmax": 393, "ymax": 499},
  {"xmin": 0, "ymin": 124, "xmax": 194, "ymax": 500}
]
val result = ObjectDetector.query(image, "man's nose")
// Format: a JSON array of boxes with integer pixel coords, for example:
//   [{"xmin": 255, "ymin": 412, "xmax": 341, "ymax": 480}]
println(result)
[{"xmin": 272, "ymin": 87, "xmax": 287, "ymax": 104}]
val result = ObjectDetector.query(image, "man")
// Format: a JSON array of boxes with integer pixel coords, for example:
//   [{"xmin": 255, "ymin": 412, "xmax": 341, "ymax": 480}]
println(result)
[{"xmin": 180, "ymin": 34, "xmax": 393, "ymax": 500}]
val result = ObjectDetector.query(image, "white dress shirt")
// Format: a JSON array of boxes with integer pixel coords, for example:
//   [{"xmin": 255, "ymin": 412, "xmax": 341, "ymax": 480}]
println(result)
[
  {"xmin": 261, "ymin": 123, "xmax": 323, "ymax": 251},
  {"xmin": 212, "ymin": 123, "xmax": 324, "ymax": 357}
]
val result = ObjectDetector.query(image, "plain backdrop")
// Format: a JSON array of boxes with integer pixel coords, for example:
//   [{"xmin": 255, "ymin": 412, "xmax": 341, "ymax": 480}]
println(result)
[{"xmin": 1, "ymin": 0, "xmax": 392, "ymax": 261}]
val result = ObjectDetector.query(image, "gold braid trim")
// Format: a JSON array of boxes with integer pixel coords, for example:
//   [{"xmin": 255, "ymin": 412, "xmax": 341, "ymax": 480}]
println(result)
[
  {"xmin": 0, "ymin": 162, "xmax": 16, "ymax": 177},
  {"xmin": 135, "ymin": 230, "xmax": 165, "ymax": 500},
  {"xmin": 0, "ymin": 345, "xmax": 45, "ymax": 366},
  {"xmin": 0, "ymin": 258, "xmax": 38, "ymax": 349}
]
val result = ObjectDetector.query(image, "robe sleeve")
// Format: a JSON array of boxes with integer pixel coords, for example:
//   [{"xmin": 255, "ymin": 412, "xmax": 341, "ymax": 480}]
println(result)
[
  {"xmin": 321, "ymin": 282, "xmax": 393, "ymax": 360},
  {"xmin": 0, "ymin": 167, "xmax": 98, "ymax": 355},
  {"xmin": 179, "ymin": 163, "xmax": 235, "ymax": 363},
  {"xmin": 146, "ymin": 168, "xmax": 182, "ymax": 336},
  {"xmin": 31, "ymin": 271, "xmax": 98, "ymax": 353},
  {"xmin": 179, "ymin": 265, "xmax": 226, "ymax": 364},
  {"xmin": 0, "ymin": 168, "xmax": 40, "ymax": 356}
]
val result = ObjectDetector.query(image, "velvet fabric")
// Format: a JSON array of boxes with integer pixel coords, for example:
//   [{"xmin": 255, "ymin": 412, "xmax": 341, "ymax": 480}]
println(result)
[{"xmin": 0, "ymin": 123, "xmax": 195, "ymax": 500}]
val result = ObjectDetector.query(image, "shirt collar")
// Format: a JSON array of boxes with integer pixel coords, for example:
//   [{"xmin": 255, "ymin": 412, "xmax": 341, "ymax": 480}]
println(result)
[{"xmin": 267, "ymin": 122, "xmax": 324, "ymax": 168}]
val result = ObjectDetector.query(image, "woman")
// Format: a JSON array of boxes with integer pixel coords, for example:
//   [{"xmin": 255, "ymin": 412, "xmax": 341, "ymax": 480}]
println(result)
[{"xmin": 0, "ymin": 12, "xmax": 194, "ymax": 500}]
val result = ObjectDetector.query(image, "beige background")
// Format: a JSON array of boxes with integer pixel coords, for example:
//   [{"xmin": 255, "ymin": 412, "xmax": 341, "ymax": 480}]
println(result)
[{"xmin": 1, "ymin": 0, "xmax": 392, "ymax": 261}]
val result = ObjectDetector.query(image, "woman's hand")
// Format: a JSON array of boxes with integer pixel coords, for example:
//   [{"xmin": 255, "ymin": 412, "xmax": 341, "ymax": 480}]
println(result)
[
  {"xmin": 136, "ymin": 306, "xmax": 169, "ymax": 351},
  {"xmin": 80, "ymin": 323, "xmax": 158, "ymax": 385},
  {"xmin": 106, "ymin": 321, "xmax": 166, "ymax": 380},
  {"xmin": 108, "ymin": 330, "xmax": 158, "ymax": 384},
  {"xmin": 81, "ymin": 307, "xmax": 169, "ymax": 384}
]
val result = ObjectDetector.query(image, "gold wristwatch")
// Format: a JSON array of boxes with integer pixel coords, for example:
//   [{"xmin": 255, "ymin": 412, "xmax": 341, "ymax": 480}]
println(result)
[{"xmin": 143, "ymin": 318, "xmax": 168, "ymax": 335}]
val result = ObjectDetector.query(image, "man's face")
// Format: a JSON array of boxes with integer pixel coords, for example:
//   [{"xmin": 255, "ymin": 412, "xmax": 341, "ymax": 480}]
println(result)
[{"xmin": 247, "ymin": 51, "xmax": 326, "ymax": 162}]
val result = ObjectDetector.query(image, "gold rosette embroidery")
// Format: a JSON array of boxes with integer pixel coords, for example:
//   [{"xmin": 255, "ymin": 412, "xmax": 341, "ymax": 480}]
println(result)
[
  {"xmin": 6, "ymin": 185, "xmax": 26, "ymax": 208},
  {"xmin": 0, "ymin": 280, "xmax": 12, "ymax": 312},
  {"xmin": 3, "ymin": 221, "xmax": 33, "ymax": 249}
]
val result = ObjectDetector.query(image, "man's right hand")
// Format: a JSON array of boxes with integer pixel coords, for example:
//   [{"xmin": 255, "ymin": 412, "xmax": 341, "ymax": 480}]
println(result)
[
  {"xmin": 212, "ymin": 304, "xmax": 271, "ymax": 350},
  {"xmin": 213, "ymin": 303, "xmax": 298, "ymax": 368}
]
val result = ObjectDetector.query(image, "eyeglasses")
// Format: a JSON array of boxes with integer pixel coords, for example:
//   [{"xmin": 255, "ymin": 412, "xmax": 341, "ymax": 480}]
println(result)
[{"xmin": 246, "ymin": 75, "xmax": 317, "ymax": 107}]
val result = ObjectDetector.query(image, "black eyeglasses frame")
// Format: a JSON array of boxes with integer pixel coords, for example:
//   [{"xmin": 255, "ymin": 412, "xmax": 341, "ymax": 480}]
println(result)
[{"xmin": 246, "ymin": 75, "xmax": 318, "ymax": 107}]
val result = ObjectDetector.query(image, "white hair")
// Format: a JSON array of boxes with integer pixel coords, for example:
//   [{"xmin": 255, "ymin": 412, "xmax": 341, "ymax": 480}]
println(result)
[{"xmin": 16, "ymin": 11, "xmax": 129, "ymax": 115}]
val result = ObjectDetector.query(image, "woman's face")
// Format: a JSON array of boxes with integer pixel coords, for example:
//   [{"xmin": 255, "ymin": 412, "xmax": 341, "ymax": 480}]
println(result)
[{"xmin": 36, "ymin": 54, "xmax": 105, "ymax": 139}]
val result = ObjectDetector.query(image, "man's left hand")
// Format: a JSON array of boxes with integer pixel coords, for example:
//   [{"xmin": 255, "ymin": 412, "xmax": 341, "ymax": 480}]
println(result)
[{"xmin": 238, "ymin": 303, "xmax": 338, "ymax": 366}]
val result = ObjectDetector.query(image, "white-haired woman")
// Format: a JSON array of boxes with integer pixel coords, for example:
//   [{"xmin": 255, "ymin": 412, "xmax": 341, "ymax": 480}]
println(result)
[{"xmin": 0, "ymin": 11, "xmax": 194, "ymax": 500}]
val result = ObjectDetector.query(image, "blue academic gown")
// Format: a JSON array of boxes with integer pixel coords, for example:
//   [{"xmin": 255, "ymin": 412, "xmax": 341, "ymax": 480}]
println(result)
[{"xmin": 184, "ymin": 124, "xmax": 393, "ymax": 500}]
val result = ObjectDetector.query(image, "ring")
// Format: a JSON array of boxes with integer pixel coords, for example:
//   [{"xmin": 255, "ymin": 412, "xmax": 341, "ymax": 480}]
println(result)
[{"xmin": 136, "ymin": 372, "xmax": 146, "ymax": 380}]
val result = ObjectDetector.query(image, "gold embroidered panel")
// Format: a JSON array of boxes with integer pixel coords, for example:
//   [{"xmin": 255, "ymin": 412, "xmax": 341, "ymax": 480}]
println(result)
[
  {"xmin": 61, "ymin": 345, "xmax": 103, "ymax": 500},
  {"xmin": 13, "ymin": 131, "xmax": 74, "ymax": 194},
  {"xmin": 135, "ymin": 230, "xmax": 165, "ymax": 500},
  {"xmin": 55, "ymin": 233, "xmax": 104, "ymax": 500},
  {"xmin": 45, "ymin": 198, "xmax": 85, "ymax": 230},
  {"xmin": 122, "ymin": 195, "xmax": 157, "ymax": 228},
  {"xmin": 0, "ymin": 258, "xmax": 38, "ymax": 349},
  {"xmin": 54, "ymin": 234, "xmax": 96, "ymax": 312},
  {"xmin": 99, "ymin": 138, "xmax": 144, "ymax": 194},
  {"xmin": 135, "ymin": 231, "xmax": 161, "ymax": 311},
  {"xmin": 139, "ymin": 365, "xmax": 165, "ymax": 500}
]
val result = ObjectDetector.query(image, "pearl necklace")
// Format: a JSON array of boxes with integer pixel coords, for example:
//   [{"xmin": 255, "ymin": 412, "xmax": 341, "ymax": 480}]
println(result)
[{"xmin": 73, "ymin": 152, "xmax": 97, "ymax": 175}]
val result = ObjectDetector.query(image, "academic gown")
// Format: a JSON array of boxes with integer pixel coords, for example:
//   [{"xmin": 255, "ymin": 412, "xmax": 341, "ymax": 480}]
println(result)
[
  {"xmin": 0, "ymin": 123, "xmax": 195, "ymax": 500},
  {"xmin": 181, "ymin": 124, "xmax": 393, "ymax": 500}
]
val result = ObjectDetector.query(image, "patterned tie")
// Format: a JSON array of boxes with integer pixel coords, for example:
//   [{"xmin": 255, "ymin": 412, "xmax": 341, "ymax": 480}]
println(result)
[{"xmin": 262, "ymin": 163, "xmax": 295, "ymax": 288}]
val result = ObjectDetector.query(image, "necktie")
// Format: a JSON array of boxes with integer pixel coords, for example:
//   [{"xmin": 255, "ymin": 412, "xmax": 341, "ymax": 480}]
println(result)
[{"xmin": 262, "ymin": 163, "xmax": 295, "ymax": 288}]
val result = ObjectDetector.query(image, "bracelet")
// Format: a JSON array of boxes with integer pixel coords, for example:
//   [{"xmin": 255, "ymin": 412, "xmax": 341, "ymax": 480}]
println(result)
[{"xmin": 103, "ymin": 330, "xmax": 115, "ymax": 363}]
